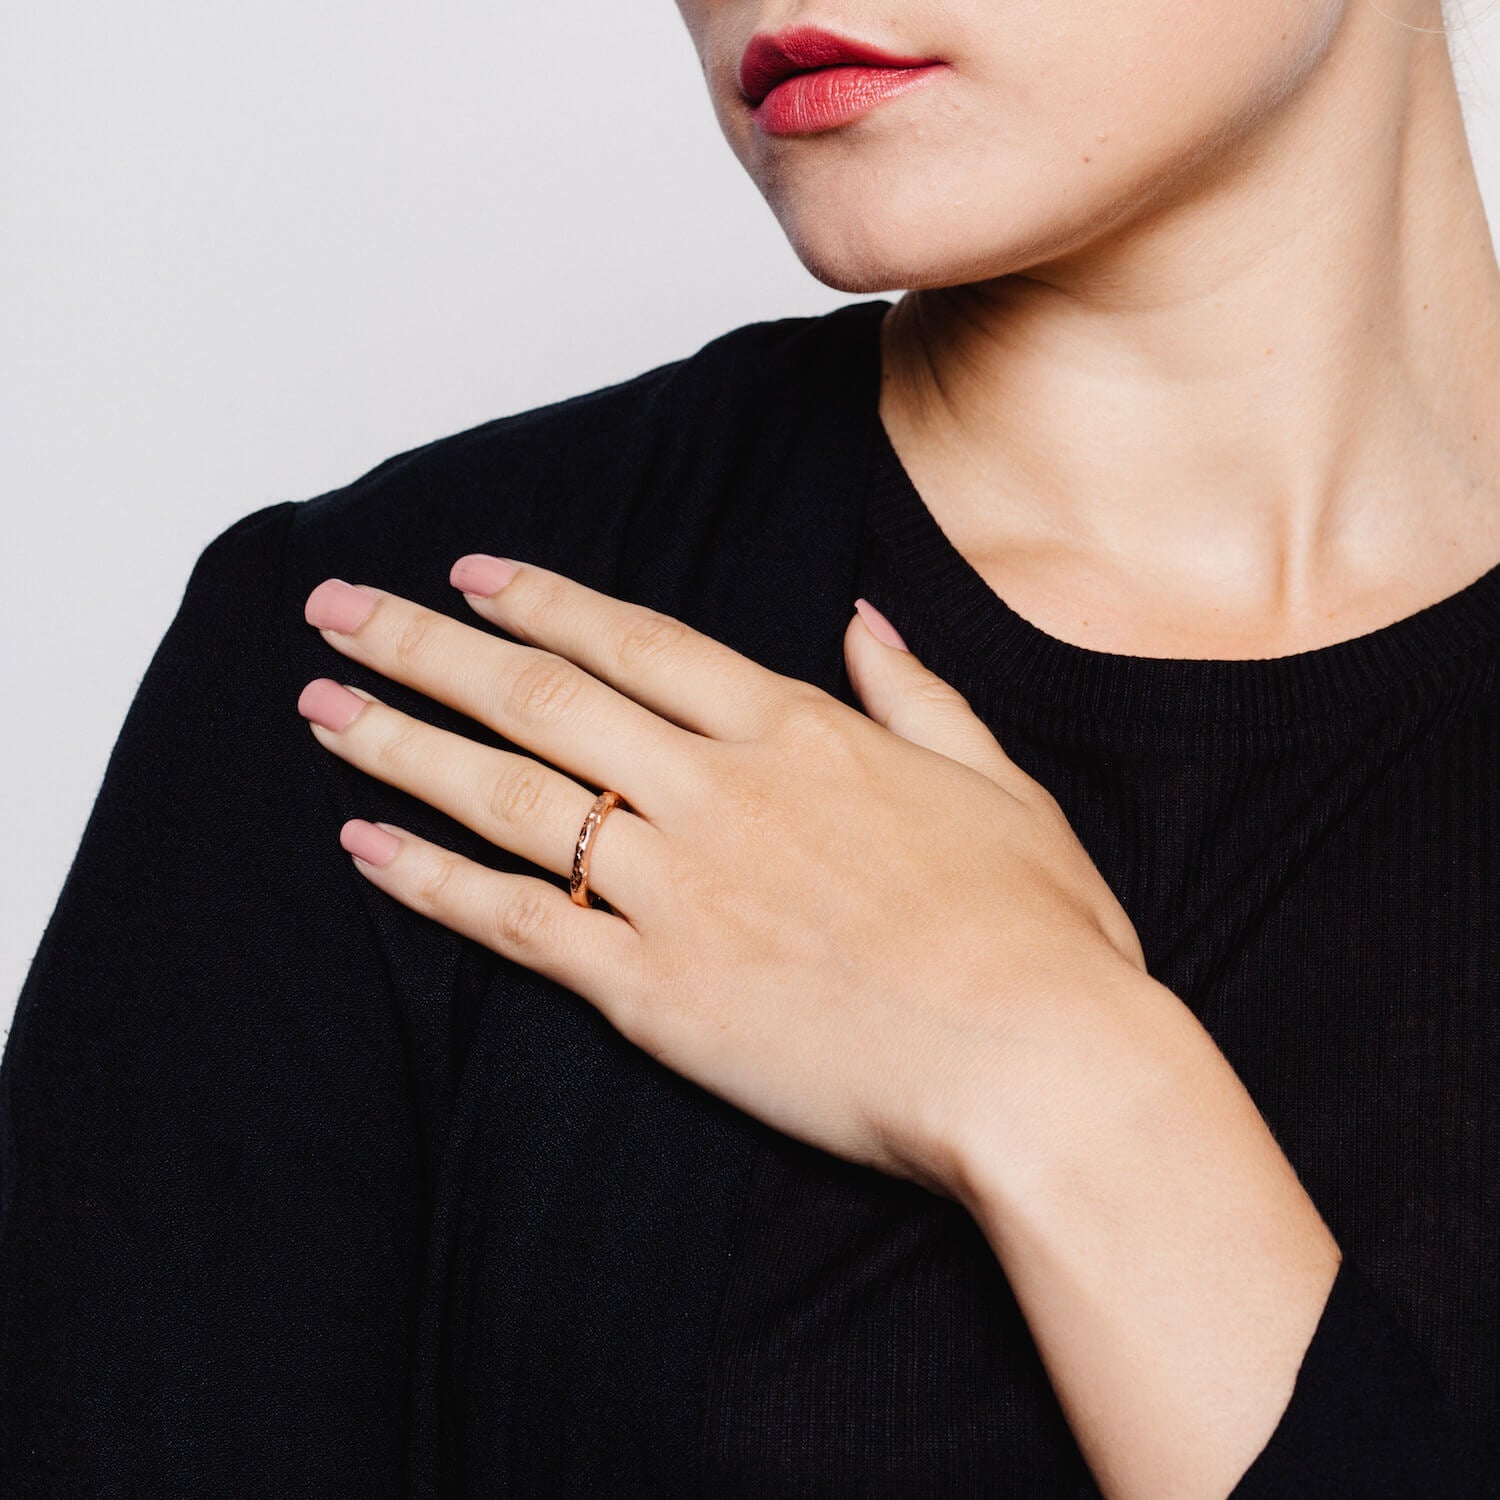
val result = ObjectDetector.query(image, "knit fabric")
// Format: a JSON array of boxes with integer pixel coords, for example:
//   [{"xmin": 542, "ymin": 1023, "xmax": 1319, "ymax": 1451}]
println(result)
[{"xmin": 3, "ymin": 300, "xmax": 1496, "ymax": 1496}]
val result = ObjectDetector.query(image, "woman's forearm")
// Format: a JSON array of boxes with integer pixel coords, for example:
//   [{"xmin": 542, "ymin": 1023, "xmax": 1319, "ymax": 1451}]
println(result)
[{"xmin": 949, "ymin": 962, "xmax": 1342, "ymax": 1500}]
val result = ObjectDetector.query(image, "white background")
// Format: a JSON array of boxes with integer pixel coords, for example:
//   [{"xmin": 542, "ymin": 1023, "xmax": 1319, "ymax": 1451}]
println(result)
[{"xmin": 5, "ymin": 3, "xmax": 1500, "ymax": 1036}]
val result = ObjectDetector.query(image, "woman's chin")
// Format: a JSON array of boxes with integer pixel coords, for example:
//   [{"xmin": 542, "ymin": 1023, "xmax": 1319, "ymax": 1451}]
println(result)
[
  {"xmin": 781, "ymin": 222, "xmax": 1024, "ymax": 297},
  {"xmin": 790, "ymin": 252, "xmax": 910, "ymax": 296}
]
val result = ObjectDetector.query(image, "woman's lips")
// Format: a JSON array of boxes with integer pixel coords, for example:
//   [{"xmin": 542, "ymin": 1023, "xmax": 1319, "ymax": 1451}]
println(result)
[
  {"xmin": 737, "ymin": 26, "xmax": 948, "ymax": 136},
  {"xmin": 751, "ymin": 62, "xmax": 947, "ymax": 135}
]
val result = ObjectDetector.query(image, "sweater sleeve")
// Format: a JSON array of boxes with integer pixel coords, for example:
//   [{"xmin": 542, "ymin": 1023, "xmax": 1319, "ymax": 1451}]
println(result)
[
  {"xmin": 1225, "ymin": 1254, "xmax": 1500, "ymax": 1497},
  {"xmin": 0, "ymin": 502, "xmax": 424, "ymax": 1496}
]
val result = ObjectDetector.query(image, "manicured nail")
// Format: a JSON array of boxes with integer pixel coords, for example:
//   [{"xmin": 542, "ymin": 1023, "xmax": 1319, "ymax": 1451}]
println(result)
[
  {"xmin": 450, "ymin": 554, "xmax": 520, "ymax": 596},
  {"xmin": 854, "ymin": 597, "xmax": 909, "ymax": 651},
  {"xmin": 305, "ymin": 579, "xmax": 379, "ymax": 633},
  {"xmin": 297, "ymin": 678, "xmax": 368, "ymax": 731},
  {"xmin": 340, "ymin": 818, "xmax": 400, "ymax": 868}
]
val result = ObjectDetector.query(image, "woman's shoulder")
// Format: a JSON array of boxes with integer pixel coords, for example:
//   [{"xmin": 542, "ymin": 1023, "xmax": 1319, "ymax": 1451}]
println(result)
[
  {"xmin": 288, "ymin": 300, "xmax": 885, "ymax": 578},
  {"xmin": 187, "ymin": 300, "xmax": 885, "ymax": 658}
]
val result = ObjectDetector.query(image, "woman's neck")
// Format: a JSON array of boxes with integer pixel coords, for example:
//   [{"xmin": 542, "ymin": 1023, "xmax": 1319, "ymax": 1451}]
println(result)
[{"xmin": 878, "ymin": 8, "xmax": 1500, "ymax": 659}]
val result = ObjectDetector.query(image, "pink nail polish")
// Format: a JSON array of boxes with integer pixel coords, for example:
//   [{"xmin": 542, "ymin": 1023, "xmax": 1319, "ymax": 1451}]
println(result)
[
  {"xmin": 340, "ymin": 819, "xmax": 400, "ymax": 868},
  {"xmin": 297, "ymin": 678, "xmax": 368, "ymax": 731},
  {"xmin": 854, "ymin": 597, "xmax": 909, "ymax": 651},
  {"xmin": 305, "ymin": 579, "xmax": 378, "ymax": 633},
  {"xmin": 450, "ymin": 554, "xmax": 520, "ymax": 596}
]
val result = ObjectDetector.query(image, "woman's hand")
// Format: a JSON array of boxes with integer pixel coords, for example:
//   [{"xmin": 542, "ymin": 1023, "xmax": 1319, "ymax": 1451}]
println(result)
[
  {"xmin": 296, "ymin": 554, "xmax": 1156, "ymax": 1205},
  {"xmin": 297, "ymin": 554, "xmax": 1348, "ymax": 1498}
]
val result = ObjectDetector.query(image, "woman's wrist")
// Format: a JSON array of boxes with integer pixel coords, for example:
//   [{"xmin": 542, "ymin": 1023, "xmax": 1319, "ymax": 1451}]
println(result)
[
  {"xmin": 938, "ymin": 958, "xmax": 1195, "ymax": 1218},
  {"xmin": 946, "ymin": 963, "xmax": 1342, "ymax": 1499}
]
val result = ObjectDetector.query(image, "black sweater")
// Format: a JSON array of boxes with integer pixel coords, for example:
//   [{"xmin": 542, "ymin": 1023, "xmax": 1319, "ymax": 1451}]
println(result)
[{"xmin": 2, "ymin": 298, "xmax": 1497, "ymax": 1498}]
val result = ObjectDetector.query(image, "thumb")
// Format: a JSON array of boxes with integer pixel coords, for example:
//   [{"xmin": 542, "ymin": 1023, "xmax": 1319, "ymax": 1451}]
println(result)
[{"xmin": 845, "ymin": 599, "xmax": 1012, "ymax": 781}]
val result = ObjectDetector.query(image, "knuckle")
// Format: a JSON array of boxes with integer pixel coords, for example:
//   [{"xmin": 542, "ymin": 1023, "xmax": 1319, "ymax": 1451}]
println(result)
[
  {"xmin": 371, "ymin": 718, "xmax": 421, "ymax": 778},
  {"xmin": 412, "ymin": 852, "xmax": 458, "ymax": 915},
  {"xmin": 388, "ymin": 612, "xmax": 436, "ymax": 676},
  {"xmin": 1027, "ymin": 780, "xmax": 1068, "ymax": 820},
  {"xmin": 505, "ymin": 654, "xmax": 582, "ymax": 725},
  {"xmin": 488, "ymin": 886, "xmax": 554, "ymax": 951},
  {"xmin": 909, "ymin": 676, "xmax": 959, "ymax": 711},
  {"xmin": 771, "ymin": 689, "xmax": 862, "ymax": 773},
  {"xmin": 614, "ymin": 610, "xmax": 691, "ymax": 672},
  {"xmin": 485, "ymin": 759, "xmax": 549, "ymax": 831},
  {"xmin": 769, "ymin": 686, "xmax": 842, "ymax": 745},
  {"xmin": 510, "ymin": 573, "xmax": 568, "ymax": 637}
]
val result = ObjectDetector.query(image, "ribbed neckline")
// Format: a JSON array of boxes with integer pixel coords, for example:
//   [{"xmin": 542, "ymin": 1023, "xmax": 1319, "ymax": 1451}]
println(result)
[{"xmin": 847, "ymin": 298, "xmax": 1500, "ymax": 730}]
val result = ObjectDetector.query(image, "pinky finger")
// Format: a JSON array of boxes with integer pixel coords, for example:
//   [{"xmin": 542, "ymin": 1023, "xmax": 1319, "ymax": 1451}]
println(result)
[{"xmin": 338, "ymin": 818, "xmax": 645, "ymax": 1014}]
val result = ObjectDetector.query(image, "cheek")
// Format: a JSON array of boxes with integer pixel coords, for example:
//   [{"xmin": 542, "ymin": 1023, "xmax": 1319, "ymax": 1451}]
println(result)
[
  {"xmin": 671, "ymin": 0, "xmax": 708, "ymax": 55},
  {"xmin": 949, "ymin": 0, "xmax": 1345, "ymax": 111},
  {"xmin": 957, "ymin": 0, "xmax": 1346, "ymax": 182}
]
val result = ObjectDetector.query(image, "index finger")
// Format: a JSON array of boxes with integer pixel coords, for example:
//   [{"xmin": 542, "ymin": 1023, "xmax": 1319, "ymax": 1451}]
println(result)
[{"xmin": 449, "ymin": 554, "xmax": 800, "ymax": 741}]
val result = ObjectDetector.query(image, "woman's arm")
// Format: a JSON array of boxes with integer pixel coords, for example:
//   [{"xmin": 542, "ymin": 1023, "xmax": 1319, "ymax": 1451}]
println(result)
[
  {"xmin": 277, "ymin": 556, "xmax": 1500, "ymax": 1500},
  {"xmin": 950, "ymin": 965, "xmax": 1500, "ymax": 1500},
  {"xmin": 0, "ymin": 504, "xmax": 425, "ymax": 1494}
]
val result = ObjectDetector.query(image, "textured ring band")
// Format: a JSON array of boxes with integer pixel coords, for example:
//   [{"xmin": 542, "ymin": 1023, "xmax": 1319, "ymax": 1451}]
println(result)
[{"xmin": 570, "ymin": 789, "xmax": 622, "ymax": 907}]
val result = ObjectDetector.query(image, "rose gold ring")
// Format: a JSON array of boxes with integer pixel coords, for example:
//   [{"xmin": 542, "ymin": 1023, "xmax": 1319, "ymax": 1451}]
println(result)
[{"xmin": 570, "ymin": 789, "xmax": 622, "ymax": 908}]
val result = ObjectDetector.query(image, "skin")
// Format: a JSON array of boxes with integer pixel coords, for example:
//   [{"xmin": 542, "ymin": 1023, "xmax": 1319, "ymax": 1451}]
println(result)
[
  {"xmin": 677, "ymin": 0, "xmax": 1500, "ymax": 658},
  {"xmin": 294, "ymin": 2, "xmax": 1499, "ymax": 1494}
]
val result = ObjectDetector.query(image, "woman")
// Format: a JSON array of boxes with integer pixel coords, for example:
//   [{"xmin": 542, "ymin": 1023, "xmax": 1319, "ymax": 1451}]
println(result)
[{"xmin": 3, "ymin": 1, "xmax": 1497, "ymax": 1495}]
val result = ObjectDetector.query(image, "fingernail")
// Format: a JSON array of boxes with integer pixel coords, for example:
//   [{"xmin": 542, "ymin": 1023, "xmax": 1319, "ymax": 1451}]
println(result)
[
  {"xmin": 297, "ymin": 678, "xmax": 368, "ymax": 731},
  {"xmin": 854, "ymin": 597, "xmax": 909, "ymax": 651},
  {"xmin": 340, "ymin": 818, "xmax": 400, "ymax": 868},
  {"xmin": 306, "ymin": 579, "xmax": 379, "ymax": 633},
  {"xmin": 450, "ymin": 554, "xmax": 520, "ymax": 596}
]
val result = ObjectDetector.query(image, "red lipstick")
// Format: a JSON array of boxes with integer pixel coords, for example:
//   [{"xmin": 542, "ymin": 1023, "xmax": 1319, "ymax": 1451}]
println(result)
[{"xmin": 738, "ymin": 25, "xmax": 947, "ymax": 136}]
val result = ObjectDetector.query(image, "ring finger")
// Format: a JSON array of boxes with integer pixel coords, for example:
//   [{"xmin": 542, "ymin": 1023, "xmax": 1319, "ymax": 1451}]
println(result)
[{"xmin": 297, "ymin": 678, "xmax": 664, "ymax": 915}]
